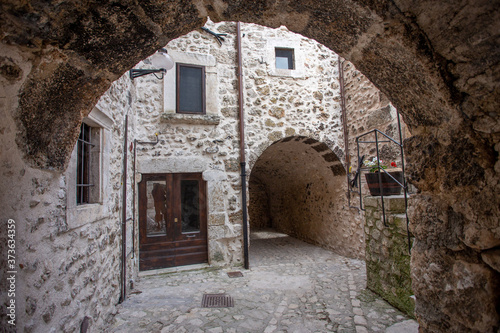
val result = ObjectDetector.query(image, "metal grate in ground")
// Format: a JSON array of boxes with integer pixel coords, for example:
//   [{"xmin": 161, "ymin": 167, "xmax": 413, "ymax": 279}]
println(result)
[
  {"xmin": 201, "ymin": 294, "xmax": 234, "ymax": 308},
  {"xmin": 227, "ymin": 271, "xmax": 244, "ymax": 278}
]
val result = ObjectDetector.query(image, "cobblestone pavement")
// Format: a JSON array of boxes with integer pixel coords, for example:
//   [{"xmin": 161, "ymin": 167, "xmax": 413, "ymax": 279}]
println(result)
[{"xmin": 107, "ymin": 230, "xmax": 418, "ymax": 332}]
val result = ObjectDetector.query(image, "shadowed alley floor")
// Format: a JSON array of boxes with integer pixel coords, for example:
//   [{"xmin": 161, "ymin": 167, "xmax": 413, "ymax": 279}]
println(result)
[{"xmin": 106, "ymin": 230, "xmax": 418, "ymax": 332}]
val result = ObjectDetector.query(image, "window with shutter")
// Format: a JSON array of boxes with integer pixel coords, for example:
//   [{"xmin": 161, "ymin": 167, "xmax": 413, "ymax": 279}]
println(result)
[{"xmin": 176, "ymin": 63, "xmax": 206, "ymax": 114}]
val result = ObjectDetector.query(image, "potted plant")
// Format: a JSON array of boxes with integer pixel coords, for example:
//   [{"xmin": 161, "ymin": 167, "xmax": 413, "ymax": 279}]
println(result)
[{"xmin": 363, "ymin": 157, "xmax": 403, "ymax": 196}]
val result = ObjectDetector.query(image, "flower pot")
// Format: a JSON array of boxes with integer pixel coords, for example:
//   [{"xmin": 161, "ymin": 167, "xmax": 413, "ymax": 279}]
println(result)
[{"xmin": 365, "ymin": 171, "xmax": 403, "ymax": 196}]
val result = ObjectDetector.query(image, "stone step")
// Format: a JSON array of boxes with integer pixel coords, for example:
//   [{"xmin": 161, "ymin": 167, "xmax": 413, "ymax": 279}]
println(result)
[
  {"xmin": 389, "ymin": 214, "xmax": 411, "ymax": 236},
  {"xmin": 364, "ymin": 195, "xmax": 408, "ymax": 214}
]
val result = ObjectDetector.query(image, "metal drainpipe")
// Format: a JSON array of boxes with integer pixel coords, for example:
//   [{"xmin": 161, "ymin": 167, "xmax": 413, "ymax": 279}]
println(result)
[
  {"xmin": 237, "ymin": 22, "xmax": 250, "ymax": 269},
  {"xmin": 338, "ymin": 56, "xmax": 351, "ymax": 204},
  {"xmin": 132, "ymin": 139, "xmax": 136, "ymax": 260},
  {"xmin": 120, "ymin": 115, "xmax": 128, "ymax": 303}
]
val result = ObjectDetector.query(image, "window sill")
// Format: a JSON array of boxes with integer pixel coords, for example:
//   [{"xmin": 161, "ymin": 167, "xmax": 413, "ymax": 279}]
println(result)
[
  {"xmin": 67, "ymin": 202, "xmax": 111, "ymax": 230},
  {"xmin": 269, "ymin": 69, "xmax": 306, "ymax": 79},
  {"xmin": 161, "ymin": 113, "xmax": 220, "ymax": 125}
]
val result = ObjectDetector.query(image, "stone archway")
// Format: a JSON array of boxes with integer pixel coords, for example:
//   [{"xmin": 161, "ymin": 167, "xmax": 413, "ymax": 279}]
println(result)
[
  {"xmin": 1, "ymin": 1, "xmax": 499, "ymax": 332},
  {"xmin": 249, "ymin": 136, "xmax": 363, "ymax": 258}
]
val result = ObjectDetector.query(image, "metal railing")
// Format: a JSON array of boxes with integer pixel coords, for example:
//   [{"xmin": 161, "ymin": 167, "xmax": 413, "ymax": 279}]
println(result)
[{"xmin": 349, "ymin": 113, "xmax": 412, "ymax": 253}]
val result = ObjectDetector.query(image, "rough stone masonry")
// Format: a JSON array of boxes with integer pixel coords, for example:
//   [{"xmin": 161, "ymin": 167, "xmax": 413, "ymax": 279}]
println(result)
[{"xmin": 0, "ymin": 1, "xmax": 499, "ymax": 332}]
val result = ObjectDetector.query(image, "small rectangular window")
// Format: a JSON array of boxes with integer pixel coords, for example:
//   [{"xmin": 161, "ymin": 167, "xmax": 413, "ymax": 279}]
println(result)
[
  {"xmin": 76, "ymin": 123, "xmax": 100, "ymax": 205},
  {"xmin": 176, "ymin": 63, "xmax": 206, "ymax": 114},
  {"xmin": 275, "ymin": 48, "xmax": 294, "ymax": 70}
]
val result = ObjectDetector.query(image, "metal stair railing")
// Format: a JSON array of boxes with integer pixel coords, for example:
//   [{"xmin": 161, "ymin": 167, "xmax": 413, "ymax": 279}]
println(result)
[{"xmin": 348, "ymin": 113, "xmax": 412, "ymax": 253}]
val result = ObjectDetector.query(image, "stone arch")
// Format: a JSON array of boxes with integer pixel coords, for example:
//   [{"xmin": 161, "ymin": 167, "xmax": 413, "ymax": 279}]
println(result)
[
  {"xmin": 249, "ymin": 136, "xmax": 363, "ymax": 258},
  {"xmin": 247, "ymin": 135, "xmax": 346, "ymax": 173},
  {"xmin": 1, "ymin": 2, "xmax": 499, "ymax": 332},
  {"xmin": 7, "ymin": 1, "xmax": 493, "ymax": 174}
]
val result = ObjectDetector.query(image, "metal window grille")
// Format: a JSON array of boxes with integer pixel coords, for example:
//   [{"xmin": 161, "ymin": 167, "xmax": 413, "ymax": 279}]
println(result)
[{"xmin": 76, "ymin": 123, "xmax": 94, "ymax": 204}]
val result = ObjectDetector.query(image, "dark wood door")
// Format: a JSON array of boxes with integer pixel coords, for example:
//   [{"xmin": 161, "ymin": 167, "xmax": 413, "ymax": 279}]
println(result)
[{"xmin": 138, "ymin": 173, "xmax": 208, "ymax": 271}]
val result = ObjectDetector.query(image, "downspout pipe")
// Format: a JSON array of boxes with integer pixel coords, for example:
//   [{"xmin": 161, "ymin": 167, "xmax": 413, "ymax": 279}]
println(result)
[
  {"xmin": 132, "ymin": 139, "xmax": 136, "ymax": 260},
  {"xmin": 338, "ymin": 56, "xmax": 351, "ymax": 204},
  {"xmin": 120, "ymin": 115, "xmax": 128, "ymax": 303},
  {"xmin": 237, "ymin": 22, "xmax": 249, "ymax": 269}
]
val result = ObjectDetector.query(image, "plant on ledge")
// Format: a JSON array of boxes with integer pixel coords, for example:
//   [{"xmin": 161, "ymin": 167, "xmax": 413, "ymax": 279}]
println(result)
[
  {"xmin": 363, "ymin": 157, "xmax": 403, "ymax": 196},
  {"xmin": 363, "ymin": 157, "xmax": 398, "ymax": 173}
]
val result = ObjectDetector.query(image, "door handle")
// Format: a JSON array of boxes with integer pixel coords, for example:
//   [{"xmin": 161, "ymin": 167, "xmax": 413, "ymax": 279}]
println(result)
[
  {"xmin": 186, "ymin": 235, "xmax": 196, "ymax": 238},
  {"xmin": 174, "ymin": 218, "xmax": 178, "ymax": 223}
]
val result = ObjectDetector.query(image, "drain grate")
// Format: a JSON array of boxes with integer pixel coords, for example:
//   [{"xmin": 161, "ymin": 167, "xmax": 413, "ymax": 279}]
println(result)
[
  {"xmin": 201, "ymin": 294, "xmax": 234, "ymax": 308},
  {"xmin": 227, "ymin": 271, "xmax": 243, "ymax": 278}
]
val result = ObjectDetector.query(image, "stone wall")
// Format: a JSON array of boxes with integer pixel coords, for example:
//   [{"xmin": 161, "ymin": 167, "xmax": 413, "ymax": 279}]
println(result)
[
  {"xmin": 241, "ymin": 24, "xmax": 346, "ymax": 167},
  {"xmin": 250, "ymin": 137, "xmax": 363, "ymax": 258},
  {"xmin": 0, "ymin": 20, "xmax": 375, "ymax": 332},
  {"xmin": 0, "ymin": 22, "xmax": 404, "ymax": 332},
  {"xmin": 2, "ymin": 1, "xmax": 499, "ymax": 331},
  {"xmin": 364, "ymin": 195, "xmax": 414, "ymax": 317},
  {"xmin": 342, "ymin": 59, "xmax": 410, "ymax": 199},
  {"xmin": 132, "ymin": 20, "xmax": 245, "ymax": 267},
  {"xmin": 239, "ymin": 23, "xmax": 364, "ymax": 258},
  {"xmin": 131, "ymin": 20, "xmax": 366, "ymax": 262},
  {"xmin": 248, "ymin": 181, "xmax": 271, "ymax": 230},
  {"xmin": 0, "ymin": 43, "xmax": 134, "ymax": 331}
]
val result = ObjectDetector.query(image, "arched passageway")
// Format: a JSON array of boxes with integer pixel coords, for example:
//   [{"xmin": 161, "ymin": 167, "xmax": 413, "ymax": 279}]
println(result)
[
  {"xmin": 1, "ymin": 2, "xmax": 499, "ymax": 332},
  {"xmin": 249, "ymin": 136, "xmax": 363, "ymax": 258}
]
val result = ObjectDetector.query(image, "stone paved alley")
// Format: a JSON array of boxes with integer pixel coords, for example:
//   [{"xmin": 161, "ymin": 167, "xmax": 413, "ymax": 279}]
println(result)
[{"xmin": 107, "ymin": 230, "xmax": 418, "ymax": 332}]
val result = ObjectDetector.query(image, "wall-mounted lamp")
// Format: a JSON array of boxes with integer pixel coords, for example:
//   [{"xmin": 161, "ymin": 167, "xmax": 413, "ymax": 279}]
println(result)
[{"xmin": 129, "ymin": 48, "xmax": 174, "ymax": 80}]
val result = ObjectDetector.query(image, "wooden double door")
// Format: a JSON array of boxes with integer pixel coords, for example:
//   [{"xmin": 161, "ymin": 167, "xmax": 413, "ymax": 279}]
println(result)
[{"xmin": 138, "ymin": 173, "xmax": 208, "ymax": 271}]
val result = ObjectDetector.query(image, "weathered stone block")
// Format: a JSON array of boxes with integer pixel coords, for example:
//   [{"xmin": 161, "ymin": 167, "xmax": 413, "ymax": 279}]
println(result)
[
  {"xmin": 285, "ymin": 127, "xmax": 295, "ymax": 136},
  {"xmin": 265, "ymin": 118, "xmax": 276, "ymax": 127},
  {"xmin": 397, "ymin": 217, "xmax": 411, "ymax": 238},
  {"xmin": 256, "ymin": 85, "xmax": 270, "ymax": 95},
  {"xmin": 269, "ymin": 107, "xmax": 285, "ymax": 119},
  {"xmin": 224, "ymin": 158, "xmax": 240, "ymax": 172},
  {"xmin": 481, "ymin": 248, "xmax": 500, "ymax": 273},
  {"xmin": 267, "ymin": 131, "xmax": 283, "ymax": 142},
  {"xmin": 42, "ymin": 304, "xmax": 56, "ymax": 323},
  {"xmin": 229, "ymin": 210, "xmax": 243, "ymax": 225},
  {"xmin": 383, "ymin": 196, "xmax": 406, "ymax": 214},
  {"xmin": 364, "ymin": 196, "xmax": 380, "ymax": 209},
  {"xmin": 160, "ymin": 113, "xmax": 221, "ymax": 125},
  {"xmin": 209, "ymin": 213, "xmax": 226, "ymax": 226},
  {"xmin": 412, "ymin": 246, "xmax": 500, "ymax": 332}
]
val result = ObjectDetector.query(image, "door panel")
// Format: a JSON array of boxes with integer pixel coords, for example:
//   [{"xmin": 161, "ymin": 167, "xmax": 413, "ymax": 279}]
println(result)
[
  {"xmin": 139, "ymin": 173, "xmax": 208, "ymax": 271},
  {"xmin": 146, "ymin": 180, "xmax": 168, "ymax": 237},
  {"xmin": 180, "ymin": 179, "xmax": 201, "ymax": 233}
]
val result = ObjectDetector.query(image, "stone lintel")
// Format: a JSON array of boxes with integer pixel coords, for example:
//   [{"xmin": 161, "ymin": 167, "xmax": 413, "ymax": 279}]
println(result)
[{"xmin": 137, "ymin": 157, "xmax": 207, "ymax": 174}]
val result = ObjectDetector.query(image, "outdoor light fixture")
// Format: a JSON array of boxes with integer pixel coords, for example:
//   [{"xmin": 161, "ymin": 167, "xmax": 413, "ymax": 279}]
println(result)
[{"xmin": 129, "ymin": 48, "xmax": 174, "ymax": 80}]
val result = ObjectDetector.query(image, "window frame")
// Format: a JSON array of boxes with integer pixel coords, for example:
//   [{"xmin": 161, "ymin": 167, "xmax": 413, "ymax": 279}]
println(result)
[
  {"xmin": 76, "ymin": 122, "xmax": 93, "ymax": 205},
  {"xmin": 266, "ymin": 39, "xmax": 305, "ymax": 78},
  {"xmin": 275, "ymin": 47, "xmax": 295, "ymax": 70},
  {"xmin": 76, "ymin": 121, "xmax": 102, "ymax": 205},
  {"xmin": 176, "ymin": 63, "xmax": 206, "ymax": 115},
  {"xmin": 66, "ymin": 107, "xmax": 113, "ymax": 230}
]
